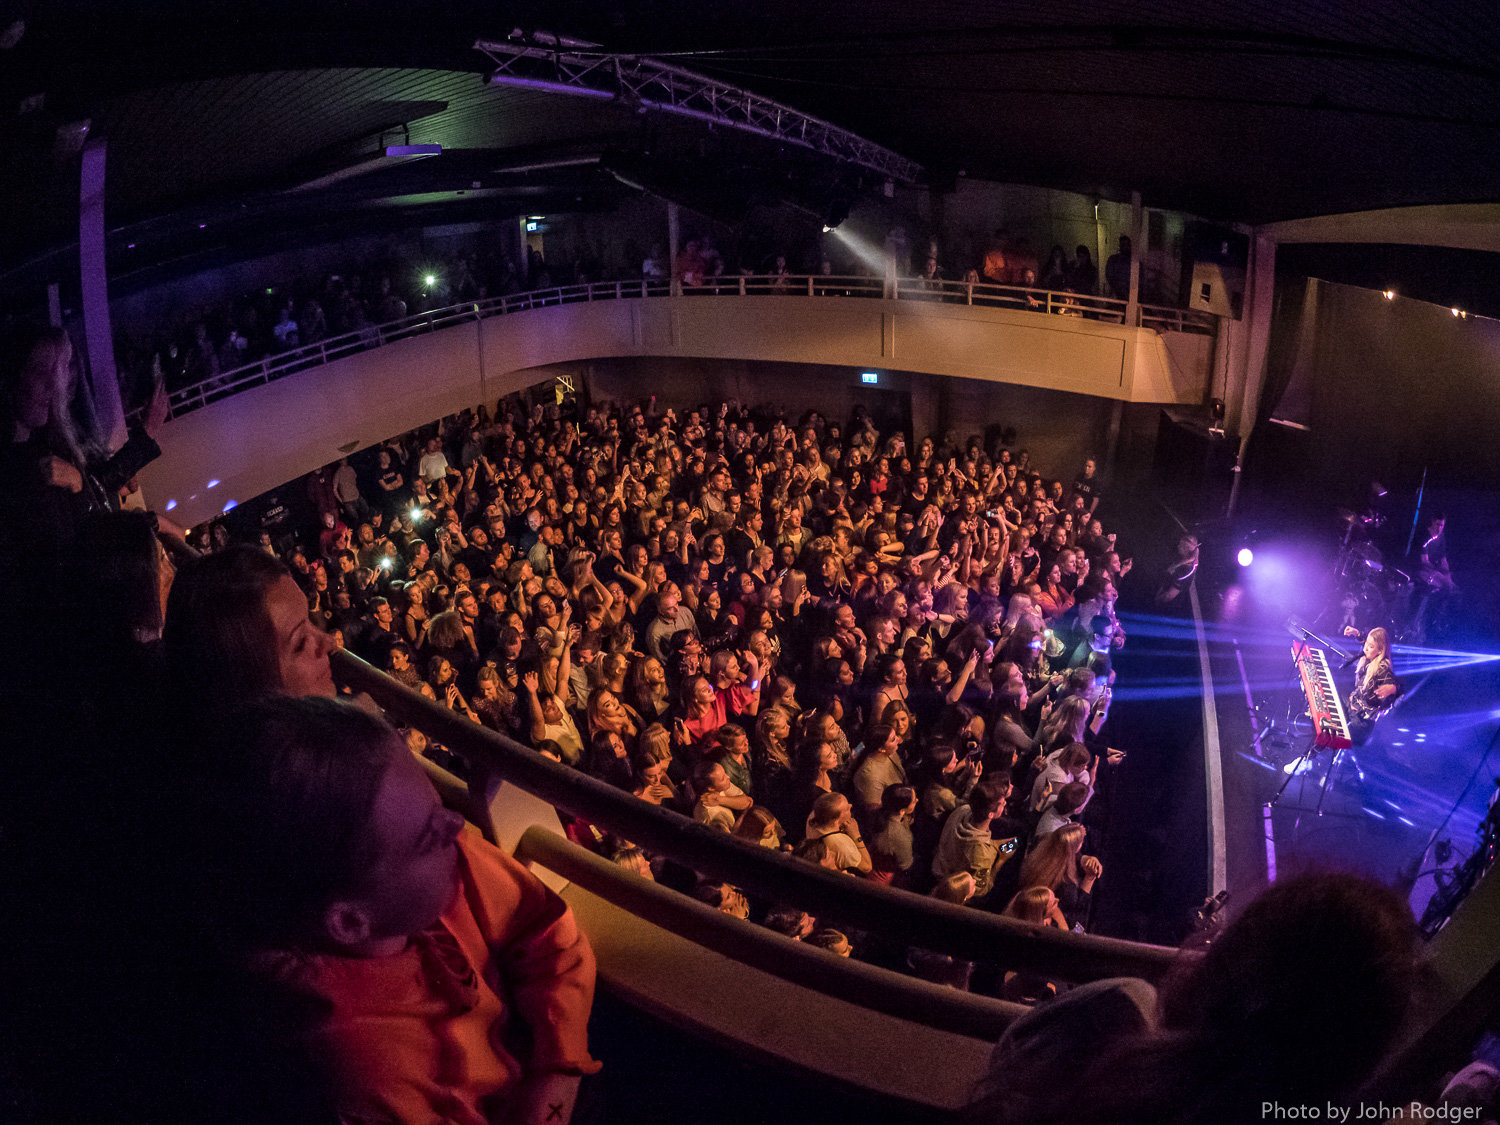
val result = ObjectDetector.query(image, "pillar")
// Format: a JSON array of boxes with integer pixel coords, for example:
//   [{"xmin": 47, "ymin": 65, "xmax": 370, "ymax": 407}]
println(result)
[
  {"xmin": 1223, "ymin": 232, "xmax": 1277, "ymax": 517},
  {"xmin": 80, "ymin": 138, "xmax": 126, "ymax": 451},
  {"xmin": 1125, "ymin": 190, "xmax": 1143, "ymax": 325},
  {"xmin": 667, "ymin": 201, "xmax": 681, "ymax": 297}
]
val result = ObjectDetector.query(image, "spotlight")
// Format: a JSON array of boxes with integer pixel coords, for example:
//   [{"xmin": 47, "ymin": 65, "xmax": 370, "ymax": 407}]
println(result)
[
  {"xmin": 822, "ymin": 197, "xmax": 850, "ymax": 233},
  {"xmin": 1452, "ymin": 307, "xmax": 1462, "ymax": 317},
  {"xmin": 1237, "ymin": 547, "xmax": 1254, "ymax": 567},
  {"xmin": 1383, "ymin": 289, "xmax": 1395, "ymax": 300},
  {"xmin": 379, "ymin": 557, "xmax": 393, "ymax": 569},
  {"xmin": 425, "ymin": 274, "xmax": 437, "ymax": 288},
  {"xmin": 410, "ymin": 507, "xmax": 423, "ymax": 522}
]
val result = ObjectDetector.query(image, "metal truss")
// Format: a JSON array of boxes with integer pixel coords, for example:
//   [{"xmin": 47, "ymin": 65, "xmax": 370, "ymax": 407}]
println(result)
[{"xmin": 475, "ymin": 37, "xmax": 923, "ymax": 184}]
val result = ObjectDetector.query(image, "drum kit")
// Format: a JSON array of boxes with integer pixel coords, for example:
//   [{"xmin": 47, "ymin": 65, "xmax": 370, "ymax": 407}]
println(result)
[{"xmin": 1329, "ymin": 507, "xmax": 1421, "ymax": 640}]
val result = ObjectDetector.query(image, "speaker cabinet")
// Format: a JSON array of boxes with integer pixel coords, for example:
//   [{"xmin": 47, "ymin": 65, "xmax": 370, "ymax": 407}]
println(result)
[{"xmin": 1181, "ymin": 222, "xmax": 1248, "ymax": 319}]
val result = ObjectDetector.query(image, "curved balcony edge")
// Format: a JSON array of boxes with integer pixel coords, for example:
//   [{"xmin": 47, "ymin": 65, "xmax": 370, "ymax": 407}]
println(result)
[{"xmin": 140, "ymin": 283, "xmax": 1214, "ymax": 529}]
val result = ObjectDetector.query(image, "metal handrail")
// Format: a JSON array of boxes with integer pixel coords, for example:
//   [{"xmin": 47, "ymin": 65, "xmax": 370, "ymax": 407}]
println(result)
[
  {"xmin": 514, "ymin": 826, "xmax": 1027, "ymax": 1040},
  {"xmin": 333, "ymin": 649, "xmax": 1190, "ymax": 982},
  {"xmin": 137, "ymin": 274, "xmax": 1218, "ymax": 422}
]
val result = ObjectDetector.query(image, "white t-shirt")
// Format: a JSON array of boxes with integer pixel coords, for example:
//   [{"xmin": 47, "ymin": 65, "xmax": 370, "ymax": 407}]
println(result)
[
  {"xmin": 1031, "ymin": 751, "xmax": 1091, "ymax": 812},
  {"xmin": 1034, "ymin": 806, "xmax": 1074, "ymax": 840},
  {"xmin": 418, "ymin": 451, "xmax": 450, "ymax": 484}
]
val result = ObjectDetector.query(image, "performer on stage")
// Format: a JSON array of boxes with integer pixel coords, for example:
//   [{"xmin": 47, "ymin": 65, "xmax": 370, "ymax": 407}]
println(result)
[
  {"xmin": 1343, "ymin": 626, "xmax": 1401, "ymax": 745},
  {"xmin": 1416, "ymin": 514, "xmax": 1455, "ymax": 593}
]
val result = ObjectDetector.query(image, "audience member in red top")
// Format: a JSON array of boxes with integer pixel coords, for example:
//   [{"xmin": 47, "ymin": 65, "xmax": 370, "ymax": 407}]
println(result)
[{"xmin": 195, "ymin": 696, "xmax": 599, "ymax": 1125}]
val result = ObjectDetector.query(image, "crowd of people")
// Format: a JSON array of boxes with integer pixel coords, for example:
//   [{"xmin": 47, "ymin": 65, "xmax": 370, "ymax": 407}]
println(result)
[
  {"xmin": 115, "ymin": 219, "xmax": 1149, "ymax": 412},
  {"xmin": 199, "ymin": 390, "xmax": 1146, "ymax": 997},
  {"xmin": 114, "ymin": 244, "xmax": 541, "ymax": 403},
  {"xmin": 0, "ymin": 317, "xmax": 1461, "ymax": 1123}
]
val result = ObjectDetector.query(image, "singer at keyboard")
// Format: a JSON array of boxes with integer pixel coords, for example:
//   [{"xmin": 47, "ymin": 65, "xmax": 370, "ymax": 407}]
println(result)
[{"xmin": 1341, "ymin": 626, "xmax": 1402, "ymax": 745}]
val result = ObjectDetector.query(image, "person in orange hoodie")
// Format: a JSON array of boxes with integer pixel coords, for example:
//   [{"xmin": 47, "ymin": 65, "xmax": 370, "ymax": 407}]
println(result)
[{"xmin": 198, "ymin": 696, "xmax": 599, "ymax": 1125}]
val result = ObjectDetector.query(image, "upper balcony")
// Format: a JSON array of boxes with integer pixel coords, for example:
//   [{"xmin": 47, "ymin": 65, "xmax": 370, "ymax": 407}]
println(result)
[{"xmin": 140, "ymin": 274, "xmax": 1217, "ymax": 528}]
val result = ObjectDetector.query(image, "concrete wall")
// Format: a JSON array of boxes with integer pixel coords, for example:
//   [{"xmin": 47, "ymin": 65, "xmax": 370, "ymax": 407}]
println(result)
[{"xmin": 142, "ymin": 293, "xmax": 1210, "ymax": 527}]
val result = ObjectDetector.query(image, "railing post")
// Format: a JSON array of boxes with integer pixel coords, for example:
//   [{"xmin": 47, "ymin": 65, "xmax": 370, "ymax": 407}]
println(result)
[
  {"xmin": 615, "ymin": 281, "xmax": 622, "ymax": 300},
  {"xmin": 807, "ymin": 276, "xmax": 814, "ymax": 297},
  {"xmin": 966, "ymin": 281, "xmax": 973, "ymax": 306},
  {"xmin": 739, "ymin": 276, "xmax": 746, "ymax": 297}
]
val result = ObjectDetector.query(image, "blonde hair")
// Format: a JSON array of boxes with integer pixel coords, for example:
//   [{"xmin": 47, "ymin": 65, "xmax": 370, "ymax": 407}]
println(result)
[
  {"xmin": 638, "ymin": 722, "xmax": 671, "ymax": 764},
  {"xmin": 1362, "ymin": 627, "xmax": 1392, "ymax": 685},
  {"xmin": 1003, "ymin": 886, "xmax": 1055, "ymax": 924},
  {"xmin": 931, "ymin": 872, "xmax": 976, "ymax": 905},
  {"xmin": 1017, "ymin": 823, "xmax": 1086, "ymax": 892}
]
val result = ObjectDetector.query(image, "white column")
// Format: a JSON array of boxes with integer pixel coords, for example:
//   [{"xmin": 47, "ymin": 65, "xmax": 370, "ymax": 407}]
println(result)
[
  {"xmin": 1225, "ymin": 233, "xmax": 1277, "ymax": 518},
  {"xmin": 667, "ymin": 201, "xmax": 681, "ymax": 297},
  {"xmin": 1125, "ymin": 190, "xmax": 1143, "ymax": 325},
  {"xmin": 80, "ymin": 138, "xmax": 126, "ymax": 451}
]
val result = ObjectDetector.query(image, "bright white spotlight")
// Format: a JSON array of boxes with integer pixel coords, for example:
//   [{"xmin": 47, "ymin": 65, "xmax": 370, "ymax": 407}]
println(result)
[
  {"xmin": 1237, "ymin": 547, "xmax": 1254, "ymax": 567},
  {"xmin": 425, "ymin": 274, "xmax": 437, "ymax": 287}
]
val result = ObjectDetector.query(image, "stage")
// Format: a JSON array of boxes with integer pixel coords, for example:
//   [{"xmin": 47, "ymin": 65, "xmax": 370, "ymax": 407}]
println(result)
[{"xmin": 1205, "ymin": 525, "xmax": 1500, "ymax": 932}]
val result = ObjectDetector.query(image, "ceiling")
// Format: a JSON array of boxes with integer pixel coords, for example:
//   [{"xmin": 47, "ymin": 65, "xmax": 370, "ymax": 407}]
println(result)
[{"xmin": 4, "ymin": 0, "xmax": 1500, "ymax": 290}]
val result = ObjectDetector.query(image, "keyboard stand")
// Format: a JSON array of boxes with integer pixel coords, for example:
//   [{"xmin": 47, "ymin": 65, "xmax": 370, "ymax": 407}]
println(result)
[
  {"xmin": 1314, "ymin": 747, "xmax": 1344, "ymax": 816},
  {"xmin": 1268, "ymin": 734, "xmax": 1320, "ymax": 809}
]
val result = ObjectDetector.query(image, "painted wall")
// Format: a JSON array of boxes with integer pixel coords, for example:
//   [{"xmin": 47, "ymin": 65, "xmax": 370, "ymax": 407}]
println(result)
[
  {"xmin": 141, "ymin": 293, "xmax": 1210, "ymax": 527},
  {"xmin": 1257, "ymin": 278, "xmax": 1500, "ymax": 495}
]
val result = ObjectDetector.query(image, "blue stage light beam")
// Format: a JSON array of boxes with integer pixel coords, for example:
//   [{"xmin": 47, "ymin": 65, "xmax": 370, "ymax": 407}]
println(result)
[{"xmin": 1389, "ymin": 644, "xmax": 1500, "ymax": 676}]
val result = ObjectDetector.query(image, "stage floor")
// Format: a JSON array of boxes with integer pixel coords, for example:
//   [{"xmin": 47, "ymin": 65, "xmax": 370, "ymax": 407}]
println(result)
[{"xmin": 1209, "ymin": 579, "xmax": 1499, "ymax": 930}]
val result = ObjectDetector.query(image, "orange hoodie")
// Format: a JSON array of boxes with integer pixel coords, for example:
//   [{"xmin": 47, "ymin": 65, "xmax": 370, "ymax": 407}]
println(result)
[{"xmin": 258, "ymin": 829, "xmax": 599, "ymax": 1125}]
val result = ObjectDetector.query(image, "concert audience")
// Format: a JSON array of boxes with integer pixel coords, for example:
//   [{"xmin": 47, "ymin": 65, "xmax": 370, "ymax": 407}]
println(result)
[
  {"xmin": 2, "ymin": 365, "xmax": 1445, "ymax": 1123},
  {"xmin": 175, "ymin": 390, "xmax": 1143, "ymax": 994}
]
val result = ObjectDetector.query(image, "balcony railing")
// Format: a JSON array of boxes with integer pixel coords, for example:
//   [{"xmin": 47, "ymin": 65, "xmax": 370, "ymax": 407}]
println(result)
[
  {"xmin": 139, "ymin": 275, "xmax": 1218, "ymax": 421},
  {"xmin": 333, "ymin": 649, "xmax": 1188, "ymax": 983}
]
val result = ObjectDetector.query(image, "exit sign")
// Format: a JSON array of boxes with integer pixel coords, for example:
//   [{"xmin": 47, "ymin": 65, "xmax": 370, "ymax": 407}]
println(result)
[{"xmin": 861, "ymin": 372, "xmax": 879, "ymax": 384}]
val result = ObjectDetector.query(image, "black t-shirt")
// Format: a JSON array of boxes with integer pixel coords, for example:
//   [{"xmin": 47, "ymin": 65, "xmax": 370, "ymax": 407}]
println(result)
[
  {"xmin": 1423, "ymin": 531, "xmax": 1448, "ymax": 569},
  {"xmin": 901, "ymin": 487, "xmax": 932, "ymax": 518},
  {"xmin": 1073, "ymin": 475, "xmax": 1100, "ymax": 506}
]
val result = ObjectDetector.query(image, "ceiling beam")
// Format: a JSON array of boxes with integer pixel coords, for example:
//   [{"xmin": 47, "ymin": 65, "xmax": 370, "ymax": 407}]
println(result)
[
  {"xmin": 1259, "ymin": 204, "xmax": 1500, "ymax": 254},
  {"xmin": 474, "ymin": 35, "xmax": 922, "ymax": 184}
]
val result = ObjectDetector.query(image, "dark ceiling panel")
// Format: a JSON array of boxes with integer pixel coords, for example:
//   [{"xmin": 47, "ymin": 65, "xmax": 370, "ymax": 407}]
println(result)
[{"xmin": 3, "ymin": 0, "xmax": 1500, "ymax": 272}]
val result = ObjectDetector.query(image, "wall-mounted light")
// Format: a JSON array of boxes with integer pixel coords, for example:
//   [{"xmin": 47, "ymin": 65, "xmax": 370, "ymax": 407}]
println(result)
[
  {"xmin": 1383, "ymin": 289, "xmax": 1395, "ymax": 300},
  {"xmin": 206, "ymin": 478, "xmax": 220, "ymax": 489},
  {"xmin": 222, "ymin": 500, "xmax": 237, "ymax": 513}
]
